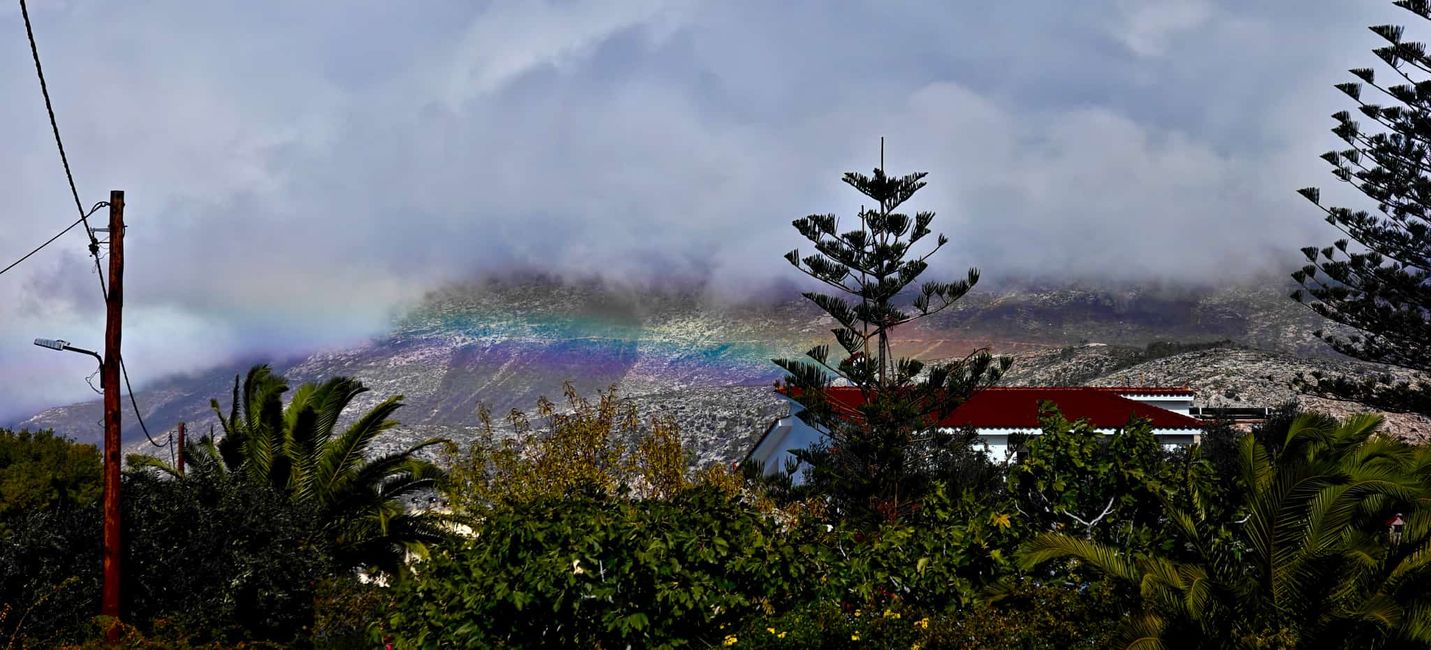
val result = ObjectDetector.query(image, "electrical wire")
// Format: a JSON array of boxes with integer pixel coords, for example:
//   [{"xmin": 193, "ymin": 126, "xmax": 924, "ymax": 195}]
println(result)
[
  {"xmin": 21, "ymin": 0, "xmax": 167, "ymax": 463},
  {"xmin": 0, "ymin": 201, "xmax": 107, "ymax": 279},
  {"xmin": 18, "ymin": 0, "xmax": 108, "ymax": 299},
  {"xmin": 121, "ymin": 357, "xmax": 169, "ymax": 450},
  {"xmin": 0, "ymin": 214, "xmax": 83, "ymax": 277}
]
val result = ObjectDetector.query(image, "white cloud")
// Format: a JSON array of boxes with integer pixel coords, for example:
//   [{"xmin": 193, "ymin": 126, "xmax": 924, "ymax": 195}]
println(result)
[
  {"xmin": 0, "ymin": 0, "xmax": 1386, "ymax": 420},
  {"xmin": 1113, "ymin": 0, "xmax": 1214, "ymax": 56},
  {"xmin": 443, "ymin": 0, "xmax": 692, "ymax": 107}
]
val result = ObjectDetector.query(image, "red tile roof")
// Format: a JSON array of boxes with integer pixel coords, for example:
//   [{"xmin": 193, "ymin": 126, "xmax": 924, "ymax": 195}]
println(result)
[{"xmin": 806, "ymin": 386, "xmax": 1204, "ymax": 431}]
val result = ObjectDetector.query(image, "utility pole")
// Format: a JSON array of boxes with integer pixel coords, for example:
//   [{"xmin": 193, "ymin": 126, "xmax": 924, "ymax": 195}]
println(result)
[
  {"xmin": 176, "ymin": 422, "xmax": 186, "ymax": 476},
  {"xmin": 100, "ymin": 190, "xmax": 124, "ymax": 637}
]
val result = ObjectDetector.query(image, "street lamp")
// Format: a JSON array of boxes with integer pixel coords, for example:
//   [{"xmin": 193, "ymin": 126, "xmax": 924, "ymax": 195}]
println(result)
[
  {"xmin": 33, "ymin": 337, "xmax": 103, "ymax": 367},
  {"xmin": 34, "ymin": 335, "xmax": 118, "ymax": 633}
]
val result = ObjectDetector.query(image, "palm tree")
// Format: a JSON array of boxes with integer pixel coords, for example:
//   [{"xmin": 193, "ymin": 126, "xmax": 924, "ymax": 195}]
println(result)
[
  {"xmin": 133, "ymin": 365, "xmax": 451, "ymax": 576},
  {"xmin": 1020, "ymin": 412, "xmax": 1431, "ymax": 649}
]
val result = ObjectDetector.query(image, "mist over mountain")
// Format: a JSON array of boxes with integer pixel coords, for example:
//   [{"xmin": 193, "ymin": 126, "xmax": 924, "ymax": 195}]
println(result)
[
  {"xmin": 0, "ymin": 1, "xmax": 1403, "ymax": 422},
  {"xmin": 24, "ymin": 272, "xmax": 1426, "ymax": 466}
]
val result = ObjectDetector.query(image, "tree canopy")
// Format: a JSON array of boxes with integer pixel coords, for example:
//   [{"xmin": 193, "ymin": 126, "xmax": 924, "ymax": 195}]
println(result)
[
  {"xmin": 1294, "ymin": 0, "xmax": 1431, "ymax": 416},
  {"xmin": 130, "ymin": 365, "xmax": 451, "ymax": 576},
  {"xmin": 0, "ymin": 428, "xmax": 100, "ymax": 531},
  {"xmin": 772, "ymin": 147, "xmax": 1010, "ymax": 522}
]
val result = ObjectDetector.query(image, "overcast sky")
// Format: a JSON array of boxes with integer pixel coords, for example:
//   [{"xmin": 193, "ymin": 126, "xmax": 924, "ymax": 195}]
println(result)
[{"xmin": 0, "ymin": 0, "xmax": 1404, "ymax": 419}]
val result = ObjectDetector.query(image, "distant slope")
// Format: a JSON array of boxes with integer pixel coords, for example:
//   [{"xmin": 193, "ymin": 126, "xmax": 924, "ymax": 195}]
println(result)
[
  {"xmin": 1001, "ymin": 343, "xmax": 1430, "ymax": 441},
  {"xmin": 20, "ymin": 275, "xmax": 1412, "ymax": 463}
]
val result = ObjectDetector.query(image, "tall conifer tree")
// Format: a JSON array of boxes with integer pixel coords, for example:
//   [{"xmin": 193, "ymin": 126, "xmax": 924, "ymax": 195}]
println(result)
[
  {"xmin": 1294, "ymin": 0, "xmax": 1431, "ymax": 417},
  {"xmin": 774, "ymin": 145, "xmax": 1009, "ymax": 521}
]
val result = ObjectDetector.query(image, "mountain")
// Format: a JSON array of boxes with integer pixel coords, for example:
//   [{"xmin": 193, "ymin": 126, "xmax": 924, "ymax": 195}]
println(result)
[
  {"xmin": 14, "ymin": 275, "xmax": 1427, "ymax": 464},
  {"xmin": 1001, "ymin": 343, "xmax": 1430, "ymax": 440}
]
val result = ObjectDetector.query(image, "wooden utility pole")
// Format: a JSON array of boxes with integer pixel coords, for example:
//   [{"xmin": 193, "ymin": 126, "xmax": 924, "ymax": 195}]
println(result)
[
  {"xmin": 176, "ymin": 422, "xmax": 186, "ymax": 476},
  {"xmin": 100, "ymin": 190, "xmax": 124, "ymax": 636}
]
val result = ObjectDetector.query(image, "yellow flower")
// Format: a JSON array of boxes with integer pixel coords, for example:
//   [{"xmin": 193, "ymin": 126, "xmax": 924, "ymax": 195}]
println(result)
[
  {"xmin": 778, "ymin": 632, "xmax": 787, "ymax": 639},
  {"xmin": 723, "ymin": 634, "xmax": 738, "ymax": 646},
  {"xmin": 767, "ymin": 627, "xmax": 776, "ymax": 635},
  {"xmin": 854, "ymin": 609, "xmax": 863, "ymax": 618},
  {"xmin": 915, "ymin": 617, "xmax": 930, "ymax": 630},
  {"xmin": 851, "ymin": 633, "xmax": 860, "ymax": 641},
  {"xmin": 912, "ymin": 644, "xmax": 923, "ymax": 650},
  {"xmin": 990, "ymin": 512, "xmax": 1012, "ymax": 530},
  {"xmin": 883, "ymin": 609, "xmax": 901, "ymax": 620}
]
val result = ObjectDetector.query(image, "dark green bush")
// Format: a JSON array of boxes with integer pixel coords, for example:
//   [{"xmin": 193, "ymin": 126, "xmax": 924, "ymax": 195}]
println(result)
[
  {"xmin": 0, "ymin": 429, "xmax": 101, "ymax": 531},
  {"xmin": 0, "ymin": 503, "xmax": 100, "ymax": 645},
  {"xmin": 384, "ymin": 485, "xmax": 811, "ymax": 649},
  {"xmin": 0, "ymin": 470, "xmax": 331, "ymax": 646},
  {"xmin": 925, "ymin": 579, "xmax": 1130, "ymax": 650},
  {"xmin": 121, "ymin": 471, "xmax": 331, "ymax": 643},
  {"xmin": 1007, "ymin": 404, "xmax": 1195, "ymax": 552}
]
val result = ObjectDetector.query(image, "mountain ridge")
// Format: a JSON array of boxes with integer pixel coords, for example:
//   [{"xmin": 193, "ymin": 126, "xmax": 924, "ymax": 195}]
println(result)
[{"xmin": 18, "ymin": 275, "xmax": 1424, "ymax": 463}]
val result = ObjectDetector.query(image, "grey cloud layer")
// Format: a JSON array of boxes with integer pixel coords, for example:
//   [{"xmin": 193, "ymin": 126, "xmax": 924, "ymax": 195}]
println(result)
[{"xmin": 0, "ymin": 0, "xmax": 1398, "ymax": 418}]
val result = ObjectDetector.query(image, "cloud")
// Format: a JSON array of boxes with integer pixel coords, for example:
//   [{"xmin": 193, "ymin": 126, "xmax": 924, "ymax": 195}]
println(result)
[
  {"xmin": 444, "ymin": 0, "xmax": 691, "ymax": 107},
  {"xmin": 0, "ymin": 0, "xmax": 1394, "ymax": 420},
  {"xmin": 1113, "ymin": 0, "xmax": 1214, "ymax": 57}
]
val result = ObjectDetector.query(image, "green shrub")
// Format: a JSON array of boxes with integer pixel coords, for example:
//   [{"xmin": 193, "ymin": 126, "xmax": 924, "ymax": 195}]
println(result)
[
  {"xmin": 0, "ymin": 471, "xmax": 331, "ymax": 646},
  {"xmin": 1007, "ymin": 404, "xmax": 1194, "ymax": 551},
  {"xmin": 385, "ymin": 485, "xmax": 810, "ymax": 649},
  {"xmin": 0, "ymin": 503, "xmax": 99, "ymax": 646},
  {"xmin": 0, "ymin": 429, "xmax": 101, "ymax": 531},
  {"xmin": 925, "ymin": 578, "xmax": 1130, "ymax": 650},
  {"xmin": 121, "ymin": 471, "xmax": 331, "ymax": 644}
]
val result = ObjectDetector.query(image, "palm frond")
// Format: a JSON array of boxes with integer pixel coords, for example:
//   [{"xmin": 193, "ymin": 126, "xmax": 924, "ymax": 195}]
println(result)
[
  {"xmin": 1120, "ymin": 612, "xmax": 1170, "ymax": 650},
  {"xmin": 1019, "ymin": 532, "xmax": 1141, "ymax": 582},
  {"xmin": 314, "ymin": 395, "xmax": 404, "ymax": 500},
  {"xmin": 126, "ymin": 453, "xmax": 181, "ymax": 477},
  {"xmin": 310, "ymin": 377, "xmax": 368, "ymax": 446}
]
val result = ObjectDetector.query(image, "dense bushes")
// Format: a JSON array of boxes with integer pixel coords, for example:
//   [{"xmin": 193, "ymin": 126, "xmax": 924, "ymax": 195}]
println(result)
[
  {"xmin": 0, "ymin": 499, "xmax": 99, "ymax": 644},
  {"xmin": 5, "ymin": 390, "xmax": 1428, "ymax": 648},
  {"xmin": 386, "ymin": 486, "xmax": 809, "ymax": 648},
  {"xmin": 391, "ymin": 393, "xmax": 1431, "ymax": 648},
  {"xmin": 383, "ymin": 389, "xmax": 1133, "ymax": 648},
  {"xmin": 0, "ymin": 467, "xmax": 335, "ymax": 646},
  {"xmin": 1006, "ymin": 405, "xmax": 1200, "ymax": 552},
  {"xmin": 1023, "ymin": 411, "xmax": 1431, "ymax": 648},
  {"xmin": 120, "ymin": 471, "xmax": 332, "ymax": 643},
  {"xmin": 0, "ymin": 429, "xmax": 101, "ymax": 531}
]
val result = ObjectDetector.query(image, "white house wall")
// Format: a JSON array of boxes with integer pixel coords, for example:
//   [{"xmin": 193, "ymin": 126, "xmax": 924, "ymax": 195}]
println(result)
[{"xmin": 1116, "ymin": 393, "xmax": 1194, "ymax": 414}]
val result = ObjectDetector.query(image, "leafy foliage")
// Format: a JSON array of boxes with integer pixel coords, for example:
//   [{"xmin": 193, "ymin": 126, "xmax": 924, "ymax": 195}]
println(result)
[
  {"xmin": 926, "ymin": 578, "xmax": 1131, "ymax": 650},
  {"xmin": 130, "ymin": 364, "xmax": 451, "ymax": 576},
  {"xmin": 0, "ymin": 429, "xmax": 101, "ymax": 532},
  {"xmin": 1007, "ymin": 405, "xmax": 1197, "ymax": 550},
  {"xmin": 773, "ymin": 154, "xmax": 1010, "ymax": 522},
  {"xmin": 0, "ymin": 499, "xmax": 97, "ymax": 646},
  {"xmin": 0, "ymin": 471, "xmax": 329, "ymax": 646},
  {"xmin": 385, "ymin": 485, "xmax": 806, "ymax": 649},
  {"xmin": 1020, "ymin": 412, "xmax": 1431, "ymax": 648},
  {"xmin": 444, "ymin": 383, "xmax": 688, "ymax": 513},
  {"xmin": 818, "ymin": 483, "xmax": 1020, "ymax": 613},
  {"xmin": 1293, "ymin": 0, "xmax": 1431, "ymax": 416}
]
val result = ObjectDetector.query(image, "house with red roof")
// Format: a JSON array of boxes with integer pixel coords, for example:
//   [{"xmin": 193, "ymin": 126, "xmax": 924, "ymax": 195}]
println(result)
[{"xmin": 746, "ymin": 386, "xmax": 1205, "ymax": 476}]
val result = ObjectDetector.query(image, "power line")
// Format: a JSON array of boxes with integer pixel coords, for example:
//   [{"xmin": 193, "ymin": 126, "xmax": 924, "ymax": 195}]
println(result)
[
  {"xmin": 0, "ymin": 200, "xmax": 107, "ymax": 279},
  {"xmin": 0, "ymin": 214, "xmax": 81, "ymax": 277},
  {"xmin": 121, "ymin": 357, "xmax": 169, "ymax": 451},
  {"xmin": 20, "ymin": 0, "xmax": 167, "ymax": 463},
  {"xmin": 18, "ymin": 0, "xmax": 108, "ymax": 299}
]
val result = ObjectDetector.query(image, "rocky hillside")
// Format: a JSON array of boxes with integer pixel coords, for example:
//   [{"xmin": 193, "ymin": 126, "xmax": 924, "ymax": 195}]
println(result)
[
  {"xmin": 16, "ymin": 275, "xmax": 1423, "ymax": 463},
  {"xmin": 1001, "ymin": 342, "xmax": 1431, "ymax": 440}
]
